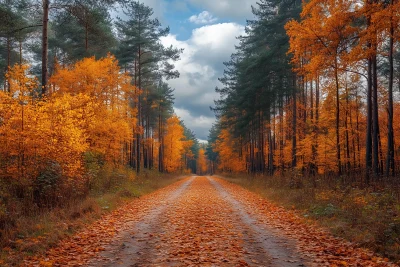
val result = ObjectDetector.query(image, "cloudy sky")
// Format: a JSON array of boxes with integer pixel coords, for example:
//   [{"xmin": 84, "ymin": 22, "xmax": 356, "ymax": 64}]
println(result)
[{"xmin": 136, "ymin": 0, "xmax": 258, "ymax": 141}]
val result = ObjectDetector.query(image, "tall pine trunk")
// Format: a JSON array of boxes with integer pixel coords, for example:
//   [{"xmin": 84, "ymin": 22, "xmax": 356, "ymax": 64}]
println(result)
[
  {"xmin": 386, "ymin": 1, "xmax": 395, "ymax": 176},
  {"xmin": 334, "ymin": 57, "xmax": 342, "ymax": 176},
  {"xmin": 366, "ymin": 45, "xmax": 373, "ymax": 182},
  {"xmin": 372, "ymin": 52, "xmax": 379, "ymax": 176},
  {"xmin": 292, "ymin": 76, "xmax": 297, "ymax": 168},
  {"xmin": 41, "ymin": 0, "xmax": 49, "ymax": 96}
]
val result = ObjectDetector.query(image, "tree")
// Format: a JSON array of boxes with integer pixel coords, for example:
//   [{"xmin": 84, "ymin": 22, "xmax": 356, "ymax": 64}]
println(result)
[
  {"xmin": 115, "ymin": 1, "xmax": 182, "ymax": 173},
  {"xmin": 286, "ymin": 0, "xmax": 359, "ymax": 175},
  {"xmin": 197, "ymin": 148, "xmax": 207, "ymax": 175},
  {"xmin": 155, "ymin": 82, "xmax": 174, "ymax": 172},
  {"xmin": 49, "ymin": 3, "xmax": 116, "ymax": 63},
  {"xmin": 0, "ymin": 0, "xmax": 36, "ymax": 91},
  {"xmin": 206, "ymin": 124, "xmax": 220, "ymax": 175},
  {"xmin": 163, "ymin": 115, "xmax": 188, "ymax": 173},
  {"xmin": 182, "ymin": 122, "xmax": 200, "ymax": 173},
  {"xmin": 38, "ymin": 0, "xmax": 119, "ymax": 95},
  {"xmin": 41, "ymin": 0, "xmax": 49, "ymax": 95},
  {"xmin": 212, "ymin": 0, "xmax": 301, "ymax": 174}
]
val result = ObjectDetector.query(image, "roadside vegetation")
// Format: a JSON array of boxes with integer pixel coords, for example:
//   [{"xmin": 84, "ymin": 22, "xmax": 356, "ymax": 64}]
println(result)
[
  {"xmin": 0, "ymin": 166, "xmax": 184, "ymax": 266},
  {"xmin": 222, "ymin": 173, "xmax": 400, "ymax": 264}
]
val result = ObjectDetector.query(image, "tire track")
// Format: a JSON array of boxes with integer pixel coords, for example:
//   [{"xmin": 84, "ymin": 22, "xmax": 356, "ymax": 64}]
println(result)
[
  {"xmin": 87, "ymin": 177, "xmax": 195, "ymax": 267},
  {"xmin": 208, "ymin": 176, "xmax": 308, "ymax": 267}
]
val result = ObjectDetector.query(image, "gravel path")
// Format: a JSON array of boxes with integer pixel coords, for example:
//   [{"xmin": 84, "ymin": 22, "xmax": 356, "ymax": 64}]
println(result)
[
  {"xmin": 88, "ymin": 176, "xmax": 307, "ymax": 266},
  {"xmin": 27, "ymin": 176, "xmax": 397, "ymax": 267}
]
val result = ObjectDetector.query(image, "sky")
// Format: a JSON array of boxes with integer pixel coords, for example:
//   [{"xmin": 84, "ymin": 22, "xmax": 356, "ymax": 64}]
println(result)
[{"xmin": 129, "ymin": 0, "xmax": 258, "ymax": 142}]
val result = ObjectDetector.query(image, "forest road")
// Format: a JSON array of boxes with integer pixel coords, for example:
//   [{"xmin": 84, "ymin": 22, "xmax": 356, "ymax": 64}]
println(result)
[{"xmin": 87, "ymin": 176, "xmax": 308, "ymax": 267}]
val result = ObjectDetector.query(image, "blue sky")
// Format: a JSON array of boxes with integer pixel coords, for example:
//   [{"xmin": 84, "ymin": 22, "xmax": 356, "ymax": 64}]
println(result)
[
  {"xmin": 135, "ymin": 0, "xmax": 259, "ymax": 141},
  {"xmin": 160, "ymin": 0, "xmax": 253, "ymax": 40}
]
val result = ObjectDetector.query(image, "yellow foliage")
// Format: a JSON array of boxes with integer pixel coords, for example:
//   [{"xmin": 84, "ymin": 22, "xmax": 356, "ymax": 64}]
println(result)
[
  {"xmin": 5, "ymin": 64, "xmax": 38, "ymax": 100},
  {"xmin": 213, "ymin": 129, "xmax": 246, "ymax": 173},
  {"xmin": 50, "ymin": 55, "xmax": 133, "ymax": 108},
  {"xmin": 50, "ymin": 55, "xmax": 136, "ymax": 163},
  {"xmin": 0, "ymin": 58, "xmax": 136, "ymax": 195},
  {"xmin": 197, "ymin": 148, "xmax": 207, "ymax": 175},
  {"xmin": 163, "ymin": 115, "xmax": 186, "ymax": 173},
  {"xmin": 0, "ymin": 91, "xmax": 87, "ymax": 188}
]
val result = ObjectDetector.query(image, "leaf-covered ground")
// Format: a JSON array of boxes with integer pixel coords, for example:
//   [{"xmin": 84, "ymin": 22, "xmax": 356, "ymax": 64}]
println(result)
[{"xmin": 24, "ymin": 176, "xmax": 397, "ymax": 266}]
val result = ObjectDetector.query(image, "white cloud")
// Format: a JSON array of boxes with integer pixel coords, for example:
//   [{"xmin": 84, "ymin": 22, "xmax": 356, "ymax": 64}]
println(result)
[
  {"xmin": 191, "ymin": 23, "xmax": 243, "ymax": 51},
  {"xmin": 175, "ymin": 107, "xmax": 215, "ymax": 140},
  {"xmin": 161, "ymin": 23, "xmax": 245, "ymax": 139},
  {"xmin": 175, "ymin": 107, "xmax": 214, "ymax": 127},
  {"xmin": 188, "ymin": 0, "xmax": 257, "ymax": 19},
  {"xmin": 189, "ymin": 11, "xmax": 218, "ymax": 24}
]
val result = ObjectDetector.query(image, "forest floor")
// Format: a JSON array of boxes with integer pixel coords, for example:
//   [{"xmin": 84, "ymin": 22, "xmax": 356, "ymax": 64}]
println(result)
[{"xmin": 23, "ymin": 176, "xmax": 397, "ymax": 267}]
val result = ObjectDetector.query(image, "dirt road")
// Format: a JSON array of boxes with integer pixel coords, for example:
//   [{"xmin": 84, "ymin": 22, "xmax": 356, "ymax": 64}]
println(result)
[{"xmin": 28, "ymin": 176, "xmax": 397, "ymax": 267}]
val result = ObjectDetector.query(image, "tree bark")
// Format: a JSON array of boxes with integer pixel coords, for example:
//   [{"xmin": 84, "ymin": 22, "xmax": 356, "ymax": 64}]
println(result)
[
  {"xmin": 334, "ymin": 58, "xmax": 342, "ymax": 176},
  {"xmin": 41, "ymin": 0, "xmax": 50, "ymax": 96},
  {"xmin": 386, "ymin": 0, "xmax": 395, "ymax": 176},
  {"xmin": 292, "ymin": 76, "xmax": 297, "ymax": 168},
  {"xmin": 366, "ymin": 47, "xmax": 373, "ymax": 182},
  {"xmin": 6, "ymin": 36, "xmax": 11, "ymax": 92},
  {"xmin": 372, "ymin": 52, "xmax": 379, "ymax": 176}
]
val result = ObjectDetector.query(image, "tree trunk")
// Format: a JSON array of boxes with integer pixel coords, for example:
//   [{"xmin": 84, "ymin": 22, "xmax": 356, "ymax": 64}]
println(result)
[
  {"xmin": 292, "ymin": 76, "xmax": 297, "ymax": 168},
  {"xmin": 136, "ymin": 46, "xmax": 142, "ymax": 173},
  {"xmin": 41, "ymin": 0, "xmax": 50, "ymax": 96},
  {"xmin": 334, "ymin": 58, "xmax": 342, "ymax": 176},
  {"xmin": 356, "ymin": 93, "xmax": 361, "ymax": 169},
  {"xmin": 345, "ymin": 79, "xmax": 351, "ymax": 172},
  {"xmin": 386, "ymin": 1, "xmax": 395, "ymax": 176},
  {"xmin": 279, "ymin": 99, "xmax": 284, "ymax": 171},
  {"xmin": 158, "ymin": 105, "xmax": 164, "ymax": 172},
  {"xmin": 372, "ymin": 52, "xmax": 379, "ymax": 176},
  {"xmin": 314, "ymin": 75, "xmax": 320, "ymax": 175},
  {"xmin": 85, "ymin": 21, "xmax": 89, "ymax": 52},
  {"xmin": 19, "ymin": 40, "xmax": 22, "ymax": 65},
  {"xmin": 6, "ymin": 36, "xmax": 11, "ymax": 92},
  {"xmin": 366, "ymin": 51, "xmax": 373, "ymax": 183}
]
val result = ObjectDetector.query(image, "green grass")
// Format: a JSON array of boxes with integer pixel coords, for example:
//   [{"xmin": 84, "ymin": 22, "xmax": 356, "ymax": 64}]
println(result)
[{"xmin": 221, "ymin": 173, "xmax": 400, "ymax": 264}]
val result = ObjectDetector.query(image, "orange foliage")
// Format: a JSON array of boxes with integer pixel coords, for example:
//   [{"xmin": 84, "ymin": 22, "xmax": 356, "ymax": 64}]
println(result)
[
  {"xmin": 197, "ymin": 148, "xmax": 207, "ymax": 175},
  {"xmin": 163, "ymin": 115, "xmax": 192, "ymax": 173},
  {"xmin": 50, "ymin": 55, "xmax": 136, "ymax": 163},
  {"xmin": 213, "ymin": 129, "xmax": 246, "ymax": 173},
  {"xmin": 0, "ymin": 57, "xmax": 136, "ymax": 196}
]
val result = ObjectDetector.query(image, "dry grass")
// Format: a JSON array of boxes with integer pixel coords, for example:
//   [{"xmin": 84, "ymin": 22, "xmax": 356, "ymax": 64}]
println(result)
[
  {"xmin": 0, "ymin": 168, "xmax": 183, "ymax": 266},
  {"xmin": 220, "ymin": 173, "xmax": 400, "ymax": 264}
]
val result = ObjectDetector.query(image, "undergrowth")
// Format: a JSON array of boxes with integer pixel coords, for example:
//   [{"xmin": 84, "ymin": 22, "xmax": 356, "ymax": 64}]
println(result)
[
  {"xmin": 0, "ymin": 166, "xmax": 183, "ymax": 266},
  {"xmin": 221, "ymin": 172, "xmax": 400, "ymax": 264}
]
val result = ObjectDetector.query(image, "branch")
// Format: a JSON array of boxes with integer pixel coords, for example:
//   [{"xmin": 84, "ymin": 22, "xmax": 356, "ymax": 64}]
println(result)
[{"xmin": 7, "ymin": 24, "xmax": 42, "ymax": 35}]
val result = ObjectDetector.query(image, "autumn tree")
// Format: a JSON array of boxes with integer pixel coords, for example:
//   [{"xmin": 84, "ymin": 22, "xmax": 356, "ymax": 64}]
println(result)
[
  {"xmin": 115, "ymin": 1, "xmax": 182, "ymax": 173},
  {"xmin": 286, "ymin": 0, "xmax": 359, "ymax": 175},
  {"xmin": 162, "ymin": 115, "xmax": 192, "ymax": 173},
  {"xmin": 50, "ymin": 55, "xmax": 135, "ymax": 164},
  {"xmin": 209, "ymin": 0, "xmax": 400, "ymax": 183},
  {"xmin": 197, "ymin": 148, "xmax": 207, "ymax": 175}
]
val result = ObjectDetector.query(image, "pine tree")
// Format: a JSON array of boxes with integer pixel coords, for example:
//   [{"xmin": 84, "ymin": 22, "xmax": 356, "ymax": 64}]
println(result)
[{"xmin": 115, "ymin": 1, "xmax": 182, "ymax": 173}]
